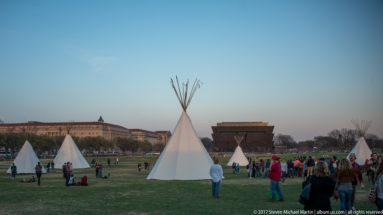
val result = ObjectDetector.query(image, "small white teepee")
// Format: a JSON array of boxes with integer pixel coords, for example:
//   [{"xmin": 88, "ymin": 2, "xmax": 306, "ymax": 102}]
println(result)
[
  {"xmin": 347, "ymin": 120, "xmax": 373, "ymax": 164},
  {"xmin": 227, "ymin": 135, "xmax": 249, "ymax": 166},
  {"xmin": 53, "ymin": 134, "xmax": 90, "ymax": 169},
  {"xmin": 147, "ymin": 77, "xmax": 213, "ymax": 180},
  {"xmin": 7, "ymin": 140, "xmax": 46, "ymax": 174}
]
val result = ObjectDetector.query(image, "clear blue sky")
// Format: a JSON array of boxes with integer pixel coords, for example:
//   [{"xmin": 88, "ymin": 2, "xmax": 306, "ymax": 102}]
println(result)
[{"xmin": 1, "ymin": 0, "xmax": 382, "ymax": 141}]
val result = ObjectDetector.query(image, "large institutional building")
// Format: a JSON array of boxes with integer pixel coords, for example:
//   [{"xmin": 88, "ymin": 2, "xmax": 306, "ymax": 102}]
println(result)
[
  {"xmin": 0, "ymin": 117, "xmax": 171, "ymax": 146},
  {"xmin": 211, "ymin": 122, "xmax": 274, "ymax": 152}
]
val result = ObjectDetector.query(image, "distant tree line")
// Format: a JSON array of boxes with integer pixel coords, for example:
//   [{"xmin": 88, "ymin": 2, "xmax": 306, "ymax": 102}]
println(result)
[
  {"xmin": 0, "ymin": 133, "xmax": 165, "ymax": 158},
  {"xmin": 274, "ymin": 128, "xmax": 383, "ymax": 152}
]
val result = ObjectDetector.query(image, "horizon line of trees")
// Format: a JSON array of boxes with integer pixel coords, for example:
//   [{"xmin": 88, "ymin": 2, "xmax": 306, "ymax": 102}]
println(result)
[{"xmin": 274, "ymin": 128, "xmax": 383, "ymax": 151}]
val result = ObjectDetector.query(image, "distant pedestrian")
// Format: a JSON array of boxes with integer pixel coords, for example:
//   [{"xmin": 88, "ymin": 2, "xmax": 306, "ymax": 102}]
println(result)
[
  {"xmin": 62, "ymin": 162, "xmax": 66, "ymax": 178},
  {"xmin": 107, "ymin": 158, "xmax": 111, "ymax": 167},
  {"xmin": 35, "ymin": 162, "xmax": 42, "ymax": 186},
  {"xmin": 264, "ymin": 159, "xmax": 271, "ymax": 178},
  {"xmin": 144, "ymin": 161, "xmax": 148, "ymax": 170},
  {"xmin": 138, "ymin": 163, "xmax": 142, "ymax": 172},
  {"xmin": 114, "ymin": 157, "xmax": 119, "ymax": 165},
  {"xmin": 95, "ymin": 162, "xmax": 100, "ymax": 178},
  {"xmin": 281, "ymin": 160, "xmax": 287, "ymax": 182},
  {"xmin": 98, "ymin": 163, "xmax": 103, "ymax": 178},
  {"xmin": 10, "ymin": 163, "xmax": 17, "ymax": 181},
  {"xmin": 235, "ymin": 163, "xmax": 240, "ymax": 173},
  {"xmin": 65, "ymin": 162, "xmax": 71, "ymax": 186},
  {"xmin": 269, "ymin": 155, "xmax": 284, "ymax": 202},
  {"xmin": 209, "ymin": 158, "xmax": 223, "ymax": 198},
  {"xmin": 232, "ymin": 162, "xmax": 236, "ymax": 174},
  {"xmin": 51, "ymin": 161, "xmax": 54, "ymax": 170},
  {"xmin": 46, "ymin": 162, "xmax": 50, "ymax": 173}
]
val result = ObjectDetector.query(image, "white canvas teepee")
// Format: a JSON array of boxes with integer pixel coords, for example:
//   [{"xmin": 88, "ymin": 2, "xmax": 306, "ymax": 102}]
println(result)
[
  {"xmin": 53, "ymin": 134, "xmax": 90, "ymax": 169},
  {"xmin": 147, "ymin": 77, "xmax": 213, "ymax": 180},
  {"xmin": 347, "ymin": 120, "xmax": 372, "ymax": 164},
  {"xmin": 227, "ymin": 136, "xmax": 249, "ymax": 166},
  {"xmin": 7, "ymin": 140, "xmax": 46, "ymax": 174}
]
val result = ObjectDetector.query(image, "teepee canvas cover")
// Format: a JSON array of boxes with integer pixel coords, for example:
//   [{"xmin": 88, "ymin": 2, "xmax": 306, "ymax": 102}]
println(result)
[
  {"xmin": 53, "ymin": 134, "xmax": 90, "ymax": 169},
  {"xmin": 227, "ymin": 136, "xmax": 249, "ymax": 166},
  {"xmin": 147, "ymin": 77, "xmax": 213, "ymax": 180},
  {"xmin": 347, "ymin": 120, "xmax": 373, "ymax": 164},
  {"xmin": 347, "ymin": 137, "xmax": 372, "ymax": 165},
  {"xmin": 7, "ymin": 140, "xmax": 46, "ymax": 174}
]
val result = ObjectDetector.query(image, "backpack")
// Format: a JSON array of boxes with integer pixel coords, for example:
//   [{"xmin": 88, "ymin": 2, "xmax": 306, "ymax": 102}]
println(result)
[{"xmin": 299, "ymin": 176, "xmax": 312, "ymax": 205}]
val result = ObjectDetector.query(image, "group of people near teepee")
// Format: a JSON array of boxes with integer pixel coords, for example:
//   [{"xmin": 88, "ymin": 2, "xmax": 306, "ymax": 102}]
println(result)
[{"xmin": 209, "ymin": 152, "xmax": 383, "ymax": 214}]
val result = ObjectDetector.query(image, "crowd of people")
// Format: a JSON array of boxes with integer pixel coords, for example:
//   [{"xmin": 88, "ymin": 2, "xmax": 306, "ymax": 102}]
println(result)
[{"xmin": 214, "ymin": 152, "xmax": 383, "ymax": 214}]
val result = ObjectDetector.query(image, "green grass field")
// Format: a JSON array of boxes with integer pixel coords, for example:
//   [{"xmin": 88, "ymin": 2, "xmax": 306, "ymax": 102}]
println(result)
[{"xmin": 0, "ymin": 154, "xmax": 378, "ymax": 215}]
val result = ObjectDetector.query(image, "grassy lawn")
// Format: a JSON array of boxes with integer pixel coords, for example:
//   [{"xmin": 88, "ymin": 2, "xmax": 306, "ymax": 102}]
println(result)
[{"xmin": 0, "ymin": 153, "xmax": 378, "ymax": 215}]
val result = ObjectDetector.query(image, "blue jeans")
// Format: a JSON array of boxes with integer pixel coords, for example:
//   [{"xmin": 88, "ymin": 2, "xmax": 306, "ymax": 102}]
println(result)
[
  {"xmin": 212, "ymin": 181, "xmax": 220, "ymax": 197},
  {"xmin": 264, "ymin": 168, "xmax": 270, "ymax": 178},
  {"xmin": 377, "ymin": 198, "xmax": 383, "ymax": 211},
  {"xmin": 339, "ymin": 189, "xmax": 352, "ymax": 212},
  {"xmin": 270, "ymin": 180, "xmax": 283, "ymax": 199}
]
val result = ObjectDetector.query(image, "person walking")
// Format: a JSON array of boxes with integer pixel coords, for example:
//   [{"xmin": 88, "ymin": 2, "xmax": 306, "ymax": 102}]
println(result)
[
  {"xmin": 269, "ymin": 155, "xmax": 284, "ymax": 202},
  {"xmin": 10, "ymin": 163, "xmax": 17, "ymax": 181},
  {"xmin": 330, "ymin": 158, "xmax": 371, "ymax": 213},
  {"xmin": 62, "ymin": 162, "xmax": 66, "ymax": 178},
  {"xmin": 303, "ymin": 161, "xmax": 336, "ymax": 214},
  {"xmin": 107, "ymin": 158, "xmax": 111, "ymax": 167},
  {"xmin": 209, "ymin": 158, "xmax": 223, "ymax": 198},
  {"xmin": 375, "ymin": 161, "xmax": 383, "ymax": 211},
  {"xmin": 35, "ymin": 162, "xmax": 42, "ymax": 186}
]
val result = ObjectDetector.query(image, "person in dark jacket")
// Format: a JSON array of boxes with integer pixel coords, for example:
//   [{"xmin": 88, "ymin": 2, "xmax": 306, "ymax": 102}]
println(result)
[
  {"xmin": 35, "ymin": 162, "xmax": 42, "ymax": 186},
  {"xmin": 307, "ymin": 156, "xmax": 315, "ymax": 177},
  {"xmin": 304, "ymin": 161, "xmax": 336, "ymax": 214}
]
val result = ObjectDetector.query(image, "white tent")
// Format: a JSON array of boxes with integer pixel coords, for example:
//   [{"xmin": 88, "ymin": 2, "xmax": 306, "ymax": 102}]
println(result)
[
  {"xmin": 53, "ymin": 134, "xmax": 90, "ymax": 169},
  {"xmin": 227, "ymin": 136, "xmax": 249, "ymax": 166},
  {"xmin": 347, "ymin": 119, "xmax": 373, "ymax": 164},
  {"xmin": 7, "ymin": 140, "xmax": 46, "ymax": 174},
  {"xmin": 347, "ymin": 137, "xmax": 372, "ymax": 165},
  {"xmin": 147, "ymin": 77, "xmax": 213, "ymax": 180}
]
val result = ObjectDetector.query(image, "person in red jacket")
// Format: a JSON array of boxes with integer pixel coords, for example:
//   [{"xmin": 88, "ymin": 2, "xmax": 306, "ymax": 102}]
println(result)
[{"xmin": 269, "ymin": 155, "xmax": 284, "ymax": 202}]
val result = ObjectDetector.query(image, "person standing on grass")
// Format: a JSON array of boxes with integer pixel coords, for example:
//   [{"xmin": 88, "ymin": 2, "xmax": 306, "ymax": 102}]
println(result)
[
  {"xmin": 269, "ymin": 155, "xmax": 284, "ymax": 202},
  {"xmin": 35, "ymin": 162, "xmax": 42, "ymax": 186},
  {"xmin": 62, "ymin": 162, "xmax": 66, "ymax": 178},
  {"xmin": 95, "ymin": 162, "xmax": 100, "ymax": 178},
  {"xmin": 10, "ymin": 163, "xmax": 17, "ymax": 181},
  {"xmin": 330, "ymin": 158, "xmax": 371, "ymax": 213},
  {"xmin": 264, "ymin": 159, "xmax": 271, "ymax": 178},
  {"xmin": 46, "ymin": 161, "xmax": 50, "ymax": 173},
  {"xmin": 138, "ymin": 163, "xmax": 142, "ymax": 172},
  {"xmin": 303, "ymin": 161, "xmax": 335, "ymax": 214},
  {"xmin": 375, "ymin": 161, "xmax": 383, "ymax": 211},
  {"xmin": 107, "ymin": 158, "xmax": 111, "ymax": 167},
  {"xmin": 209, "ymin": 158, "xmax": 223, "ymax": 198},
  {"xmin": 369, "ymin": 153, "xmax": 379, "ymax": 185},
  {"xmin": 64, "ymin": 162, "xmax": 71, "ymax": 186},
  {"xmin": 281, "ymin": 160, "xmax": 287, "ymax": 183},
  {"xmin": 348, "ymin": 153, "xmax": 365, "ymax": 210},
  {"xmin": 307, "ymin": 156, "xmax": 315, "ymax": 177}
]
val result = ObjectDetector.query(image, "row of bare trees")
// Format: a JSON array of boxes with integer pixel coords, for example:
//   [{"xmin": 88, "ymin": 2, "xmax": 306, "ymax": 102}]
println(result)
[{"xmin": 274, "ymin": 128, "xmax": 383, "ymax": 151}]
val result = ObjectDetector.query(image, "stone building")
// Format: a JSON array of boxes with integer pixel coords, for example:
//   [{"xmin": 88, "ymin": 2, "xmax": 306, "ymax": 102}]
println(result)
[
  {"xmin": 129, "ymin": 129, "xmax": 171, "ymax": 145},
  {"xmin": 0, "ymin": 117, "xmax": 133, "ymax": 141},
  {"xmin": 211, "ymin": 122, "xmax": 274, "ymax": 152}
]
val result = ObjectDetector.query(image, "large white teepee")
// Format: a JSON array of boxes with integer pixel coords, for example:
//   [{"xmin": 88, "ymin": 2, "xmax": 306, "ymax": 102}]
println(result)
[
  {"xmin": 53, "ymin": 134, "xmax": 90, "ymax": 169},
  {"xmin": 347, "ymin": 120, "xmax": 372, "ymax": 164},
  {"xmin": 7, "ymin": 140, "xmax": 46, "ymax": 174},
  {"xmin": 147, "ymin": 77, "xmax": 213, "ymax": 180},
  {"xmin": 227, "ymin": 136, "xmax": 249, "ymax": 166}
]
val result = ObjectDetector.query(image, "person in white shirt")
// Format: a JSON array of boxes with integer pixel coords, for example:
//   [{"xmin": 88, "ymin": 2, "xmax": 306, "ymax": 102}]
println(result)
[{"xmin": 209, "ymin": 158, "xmax": 223, "ymax": 198}]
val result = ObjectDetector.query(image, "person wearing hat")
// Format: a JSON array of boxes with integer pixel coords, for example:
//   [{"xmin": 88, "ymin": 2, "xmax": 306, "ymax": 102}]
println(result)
[{"xmin": 269, "ymin": 155, "xmax": 284, "ymax": 202}]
